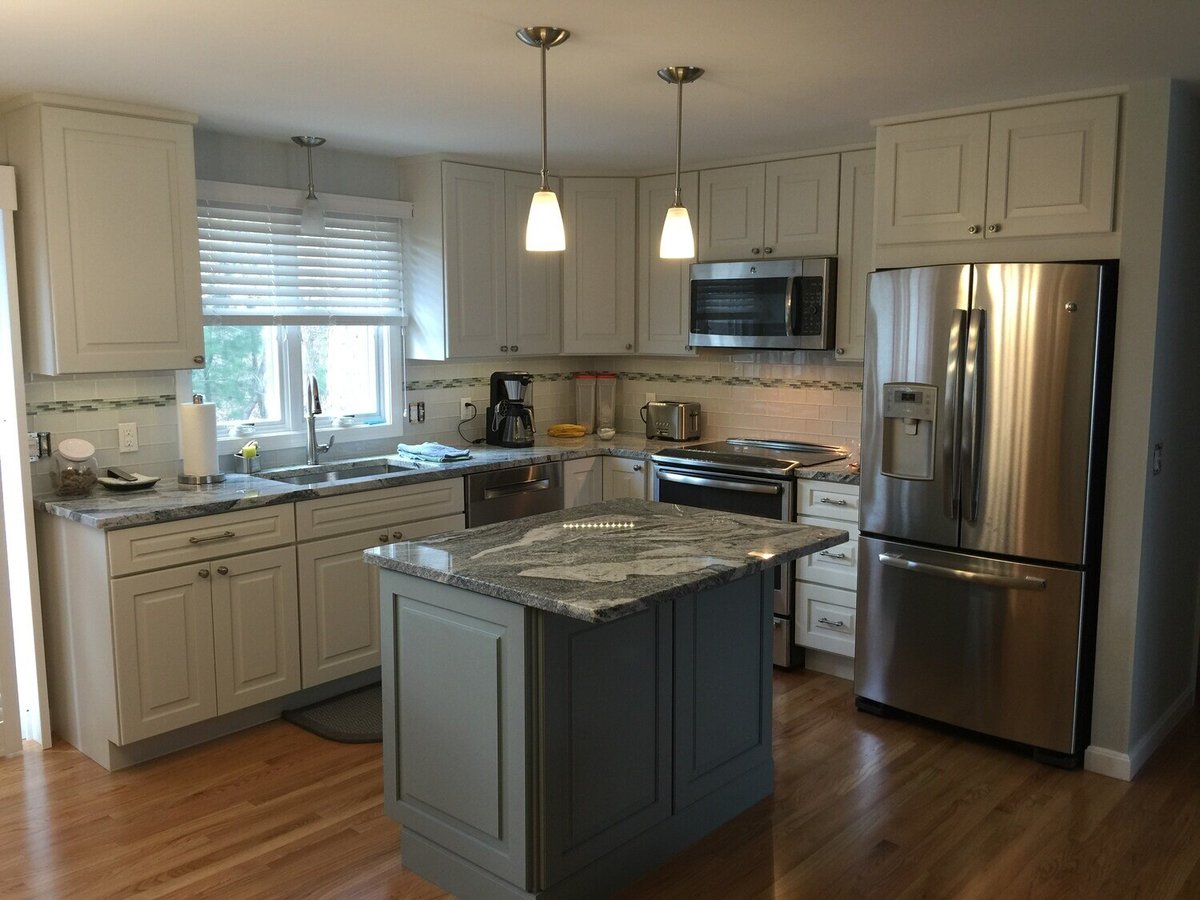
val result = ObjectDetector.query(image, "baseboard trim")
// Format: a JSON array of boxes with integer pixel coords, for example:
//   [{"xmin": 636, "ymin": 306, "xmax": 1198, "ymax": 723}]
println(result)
[
  {"xmin": 802, "ymin": 648, "xmax": 853, "ymax": 681},
  {"xmin": 1085, "ymin": 684, "xmax": 1195, "ymax": 781}
]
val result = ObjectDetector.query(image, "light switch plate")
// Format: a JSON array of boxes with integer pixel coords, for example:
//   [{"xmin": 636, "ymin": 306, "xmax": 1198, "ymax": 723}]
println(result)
[{"xmin": 118, "ymin": 422, "xmax": 139, "ymax": 452}]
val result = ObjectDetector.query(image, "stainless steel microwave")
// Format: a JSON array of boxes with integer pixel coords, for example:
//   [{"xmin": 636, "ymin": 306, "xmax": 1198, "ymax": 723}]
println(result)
[{"xmin": 689, "ymin": 257, "xmax": 837, "ymax": 350}]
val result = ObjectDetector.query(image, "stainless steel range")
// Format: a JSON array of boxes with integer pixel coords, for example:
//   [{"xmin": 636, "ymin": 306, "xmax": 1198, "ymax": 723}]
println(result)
[{"xmin": 650, "ymin": 439, "xmax": 847, "ymax": 667}]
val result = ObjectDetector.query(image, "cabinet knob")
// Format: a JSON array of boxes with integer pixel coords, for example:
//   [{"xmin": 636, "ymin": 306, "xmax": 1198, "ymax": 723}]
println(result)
[
  {"xmin": 633, "ymin": 464, "xmax": 643, "ymax": 472},
  {"xmin": 968, "ymin": 225, "xmax": 980, "ymax": 235},
  {"xmin": 510, "ymin": 344, "xmax": 519, "ymax": 352},
  {"xmin": 193, "ymin": 355, "xmax": 205, "ymax": 365},
  {"xmin": 216, "ymin": 566, "xmax": 229, "ymax": 575},
  {"xmin": 764, "ymin": 247, "xmax": 774, "ymax": 255},
  {"xmin": 625, "ymin": 343, "xmax": 633, "ymax": 351},
  {"xmin": 987, "ymin": 223, "xmax": 1000, "ymax": 234},
  {"xmin": 751, "ymin": 247, "xmax": 761, "ymax": 255},
  {"xmin": 392, "ymin": 530, "xmax": 404, "ymax": 539},
  {"xmin": 500, "ymin": 345, "xmax": 509, "ymax": 352},
  {"xmin": 836, "ymin": 347, "xmax": 845, "ymax": 356},
  {"xmin": 379, "ymin": 533, "xmax": 389, "ymax": 542},
  {"xmin": 198, "ymin": 568, "xmax": 209, "ymax": 579}
]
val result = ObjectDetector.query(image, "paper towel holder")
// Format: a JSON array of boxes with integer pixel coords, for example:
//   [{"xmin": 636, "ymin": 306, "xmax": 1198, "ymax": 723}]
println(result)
[{"xmin": 179, "ymin": 393, "xmax": 227, "ymax": 486}]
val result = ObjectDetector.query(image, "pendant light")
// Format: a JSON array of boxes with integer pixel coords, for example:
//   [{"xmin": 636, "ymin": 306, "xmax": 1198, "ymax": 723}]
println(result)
[
  {"xmin": 657, "ymin": 66, "xmax": 703, "ymax": 259},
  {"xmin": 291, "ymin": 135, "xmax": 326, "ymax": 236},
  {"xmin": 516, "ymin": 26, "xmax": 570, "ymax": 251}
]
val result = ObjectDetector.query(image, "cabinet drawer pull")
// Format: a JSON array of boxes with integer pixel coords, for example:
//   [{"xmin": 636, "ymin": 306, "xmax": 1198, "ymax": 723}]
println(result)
[
  {"xmin": 197, "ymin": 568, "xmax": 209, "ymax": 579},
  {"xmin": 818, "ymin": 497, "xmax": 848, "ymax": 506},
  {"xmin": 819, "ymin": 550, "xmax": 849, "ymax": 559},
  {"xmin": 188, "ymin": 530, "xmax": 235, "ymax": 544},
  {"xmin": 817, "ymin": 616, "xmax": 845, "ymax": 629},
  {"xmin": 392, "ymin": 530, "xmax": 404, "ymax": 540},
  {"xmin": 216, "ymin": 566, "xmax": 229, "ymax": 575}
]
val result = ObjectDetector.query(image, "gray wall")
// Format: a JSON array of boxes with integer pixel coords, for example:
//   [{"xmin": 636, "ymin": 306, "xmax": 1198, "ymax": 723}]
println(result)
[
  {"xmin": 193, "ymin": 131, "xmax": 401, "ymax": 199},
  {"xmin": 1129, "ymin": 83, "xmax": 1200, "ymax": 743}
]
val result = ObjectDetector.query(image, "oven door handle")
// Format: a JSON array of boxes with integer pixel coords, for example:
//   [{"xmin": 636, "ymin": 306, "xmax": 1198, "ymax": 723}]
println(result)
[{"xmin": 656, "ymin": 471, "xmax": 783, "ymax": 495}]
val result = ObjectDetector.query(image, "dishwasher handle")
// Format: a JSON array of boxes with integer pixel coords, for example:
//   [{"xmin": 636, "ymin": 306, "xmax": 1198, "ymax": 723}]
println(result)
[{"xmin": 482, "ymin": 478, "xmax": 552, "ymax": 500}]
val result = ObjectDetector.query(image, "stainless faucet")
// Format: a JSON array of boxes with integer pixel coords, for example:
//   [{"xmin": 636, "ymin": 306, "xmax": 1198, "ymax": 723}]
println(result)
[{"xmin": 305, "ymin": 375, "xmax": 335, "ymax": 465}]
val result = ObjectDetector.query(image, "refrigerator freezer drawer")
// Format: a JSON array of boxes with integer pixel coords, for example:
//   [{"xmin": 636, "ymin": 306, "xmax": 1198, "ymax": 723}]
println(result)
[{"xmin": 854, "ymin": 536, "xmax": 1084, "ymax": 754}]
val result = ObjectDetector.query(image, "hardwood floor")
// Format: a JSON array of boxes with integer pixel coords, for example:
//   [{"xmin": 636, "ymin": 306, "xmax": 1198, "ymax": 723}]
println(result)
[{"xmin": 2, "ymin": 669, "xmax": 1197, "ymax": 898}]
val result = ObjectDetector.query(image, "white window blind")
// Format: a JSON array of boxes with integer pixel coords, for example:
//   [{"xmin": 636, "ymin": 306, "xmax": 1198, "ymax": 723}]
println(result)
[{"xmin": 196, "ymin": 181, "xmax": 412, "ymax": 324}]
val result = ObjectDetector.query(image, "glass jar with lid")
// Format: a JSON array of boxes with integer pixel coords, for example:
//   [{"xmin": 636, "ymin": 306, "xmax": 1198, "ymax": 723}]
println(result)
[{"xmin": 51, "ymin": 438, "xmax": 99, "ymax": 496}]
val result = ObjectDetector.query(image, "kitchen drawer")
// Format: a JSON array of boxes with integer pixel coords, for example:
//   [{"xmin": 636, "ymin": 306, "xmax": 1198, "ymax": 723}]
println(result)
[
  {"xmin": 795, "ymin": 583, "xmax": 856, "ymax": 657},
  {"xmin": 295, "ymin": 478, "xmax": 465, "ymax": 541},
  {"xmin": 797, "ymin": 481, "xmax": 859, "ymax": 523},
  {"xmin": 795, "ymin": 523, "xmax": 859, "ymax": 591},
  {"xmin": 108, "ymin": 505, "xmax": 296, "ymax": 577}
]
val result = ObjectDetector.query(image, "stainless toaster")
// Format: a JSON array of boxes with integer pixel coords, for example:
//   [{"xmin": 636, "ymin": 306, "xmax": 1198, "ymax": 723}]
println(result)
[{"xmin": 643, "ymin": 400, "xmax": 701, "ymax": 441}]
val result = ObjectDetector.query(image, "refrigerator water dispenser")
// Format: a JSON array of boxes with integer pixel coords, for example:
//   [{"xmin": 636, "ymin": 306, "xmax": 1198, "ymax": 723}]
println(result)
[{"xmin": 881, "ymin": 383, "xmax": 937, "ymax": 480}]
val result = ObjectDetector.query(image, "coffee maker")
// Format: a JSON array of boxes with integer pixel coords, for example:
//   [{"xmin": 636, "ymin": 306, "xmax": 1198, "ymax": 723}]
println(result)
[{"xmin": 486, "ymin": 371, "xmax": 535, "ymax": 447}]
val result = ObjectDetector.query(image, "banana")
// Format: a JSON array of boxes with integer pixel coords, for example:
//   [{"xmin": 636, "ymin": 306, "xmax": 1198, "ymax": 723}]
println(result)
[{"xmin": 547, "ymin": 424, "xmax": 587, "ymax": 438}]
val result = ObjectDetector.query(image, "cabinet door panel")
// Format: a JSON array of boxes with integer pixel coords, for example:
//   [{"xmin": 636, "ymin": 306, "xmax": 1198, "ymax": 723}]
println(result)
[
  {"xmin": 111, "ymin": 566, "xmax": 216, "ymax": 743},
  {"xmin": 601, "ymin": 457, "xmax": 647, "ymax": 500},
  {"xmin": 562, "ymin": 178, "xmax": 636, "ymax": 354},
  {"xmin": 986, "ymin": 96, "xmax": 1119, "ymax": 237},
  {"xmin": 875, "ymin": 114, "xmax": 990, "ymax": 245},
  {"xmin": 834, "ymin": 149, "xmax": 875, "ymax": 361},
  {"xmin": 698, "ymin": 164, "xmax": 766, "ymax": 261},
  {"xmin": 764, "ymin": 155, "xmax": 840, "ymax": 257},
  {"xmin": 39, "ymin": 107, "xmax": 203, "ymax": 373},
  {"xmin": 505, "ymin": 171, "xmax": 562, "ymax": 355},
  {"xmin": 443, "ymin": 163, "xmax": 507, "ymax": 358},
  {"xmin": 211, "ymin": 546, "xmax": 300, "ymax": 713},
  {"xmin": 563, "ymin": 457, "xmax": 603, "ymax": 508},
  {"xmin": 636, "ymin": 172, "xmax": 698, "ymax": 356}
]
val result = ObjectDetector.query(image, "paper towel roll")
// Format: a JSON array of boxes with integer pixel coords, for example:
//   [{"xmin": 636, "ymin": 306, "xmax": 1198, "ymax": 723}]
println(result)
[{"xmin": 179, "ymin": 401, "xmax": 219, "ymax": 477}]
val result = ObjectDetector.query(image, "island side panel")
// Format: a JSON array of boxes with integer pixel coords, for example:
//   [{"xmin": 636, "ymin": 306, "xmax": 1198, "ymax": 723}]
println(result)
[
  {"xmin": 674, "ymin": 571, "xmax": 774, "ymax": 809},
  {"xmin": 380, "ymin": 572, "xmax": 532, "ymax": 891},
  {"xmin": 537, "ymin": 603, "xmax": 673, "ymax": 888}
]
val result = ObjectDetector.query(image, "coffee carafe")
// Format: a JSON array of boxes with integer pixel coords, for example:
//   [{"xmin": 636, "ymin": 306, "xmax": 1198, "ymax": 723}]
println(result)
[{"xmin": 486, "ymin": 371, "xmax": 536, "ymax": 448}]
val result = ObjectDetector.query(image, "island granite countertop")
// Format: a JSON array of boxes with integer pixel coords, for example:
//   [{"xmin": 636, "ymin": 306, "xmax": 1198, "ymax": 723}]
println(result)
[
  {"xmin": 36, "ymin": 433, "xmax": 859, "ymax": 530},
  {"xmin": 363, "ymin": 497, "xmax": 847, "ymax": 624}
]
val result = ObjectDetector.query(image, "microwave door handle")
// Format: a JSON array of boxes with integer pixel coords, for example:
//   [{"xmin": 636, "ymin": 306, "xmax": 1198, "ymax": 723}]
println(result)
[
  {"xmin": 946, "ymin": 309, "xmax": 967, "ymax": 519},
  {"xmin": 784, "ymin": 276, "xmax": 797, "ymax": 335},
  {"xmin": 963, "ymin": 309, "xmax": 986, "ymax": 522}
]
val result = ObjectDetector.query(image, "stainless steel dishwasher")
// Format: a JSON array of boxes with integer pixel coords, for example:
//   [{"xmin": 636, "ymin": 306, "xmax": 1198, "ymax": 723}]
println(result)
[{"xmin": 466, "ymin": 462, "xmax": 564, "ymax": 527}]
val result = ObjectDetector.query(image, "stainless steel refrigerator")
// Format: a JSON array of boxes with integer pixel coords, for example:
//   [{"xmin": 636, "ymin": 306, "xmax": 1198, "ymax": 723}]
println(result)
[{"xmin": 855, "ymin": 262, "xmax": 1116, "ymax": 763}]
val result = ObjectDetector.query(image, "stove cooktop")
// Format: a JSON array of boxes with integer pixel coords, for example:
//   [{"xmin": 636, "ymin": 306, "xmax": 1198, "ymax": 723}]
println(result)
[{"xmin": 650, "ymin": 439, "xmax": 847, "ymax": 477}]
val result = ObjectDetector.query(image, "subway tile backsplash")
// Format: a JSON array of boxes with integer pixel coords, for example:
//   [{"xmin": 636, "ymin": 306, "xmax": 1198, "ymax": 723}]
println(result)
[{"xmin": 23, "ymin": 350, "xmax": 864, "ymax": 493}]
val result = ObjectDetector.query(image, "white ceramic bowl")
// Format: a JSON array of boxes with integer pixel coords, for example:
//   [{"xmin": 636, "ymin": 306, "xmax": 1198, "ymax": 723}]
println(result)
[{"xmin": 596, "ymin": 427, "xmax": 616, "ymax": 440}]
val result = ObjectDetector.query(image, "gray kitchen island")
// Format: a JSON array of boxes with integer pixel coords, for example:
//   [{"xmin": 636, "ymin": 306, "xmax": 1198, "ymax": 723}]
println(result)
[{"xmin": 363, "ymin": 498, "xmax": 846, "ymax": 899}]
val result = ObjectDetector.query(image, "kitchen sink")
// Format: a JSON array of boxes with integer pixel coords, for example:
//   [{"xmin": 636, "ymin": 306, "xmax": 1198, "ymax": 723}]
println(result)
[{"xmin": 262, "ymin": 461, "xmax": 414, "ymax": 485}]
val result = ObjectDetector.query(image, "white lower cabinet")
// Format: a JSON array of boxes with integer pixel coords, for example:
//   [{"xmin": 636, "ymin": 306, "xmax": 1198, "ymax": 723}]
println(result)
[
  {"xmin": 795, "ymin": 482, "xmax": 860, "ymax": 663},
  {"xmin": 111, "ymin": 544, "xmax": 300, "ymax": 743},
  {"xmin": 602, "ymin": 457, "xmax": 648, "ymax": 500},
  {"xmin": 563, "ymin": 456, "xmax": 604, "ymax": 508}
]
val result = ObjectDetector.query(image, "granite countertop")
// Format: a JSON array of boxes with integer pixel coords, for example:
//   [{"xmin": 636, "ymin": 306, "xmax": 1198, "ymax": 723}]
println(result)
[
  {"xmin": 363, "ymin": 497, "xmax": 848, "ymax": 624},
  {"xmin": 36, "ymin": 433, "xmax": 860, "ymax": 530}
]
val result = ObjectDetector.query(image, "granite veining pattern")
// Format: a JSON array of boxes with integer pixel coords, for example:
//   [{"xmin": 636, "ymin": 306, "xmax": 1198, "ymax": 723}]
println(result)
[
  {"xmin": 36, "ymin": 433, "xmax": 859, "ymax": 530},
  {"xmin": 363, "ymin": 498, "xmax": 847, "ymax": 624}
]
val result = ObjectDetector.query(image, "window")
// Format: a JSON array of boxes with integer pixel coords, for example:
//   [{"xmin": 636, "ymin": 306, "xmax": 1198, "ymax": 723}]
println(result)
[{"xmin": 186, "ymin": 182, "xmax": 413, "ymax": 449}]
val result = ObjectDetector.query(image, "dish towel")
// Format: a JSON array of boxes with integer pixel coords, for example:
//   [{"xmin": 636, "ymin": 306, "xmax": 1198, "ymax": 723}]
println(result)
[{"xmin": 396, "ymin": 442, "xmax": 472, "ymax": 463}]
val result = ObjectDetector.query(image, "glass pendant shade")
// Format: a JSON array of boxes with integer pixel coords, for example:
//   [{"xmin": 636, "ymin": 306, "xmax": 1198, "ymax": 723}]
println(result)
[
  {"xmin": 659, "ymin": 204, "xmax": 695, "ymax": 258},
  {"xmin": 526, "ymin": 189, "xmax": 566, "ymax": 251},
  {"xmin": 300, "ymin": 195, "xmax": 325, "ymax": 237}
]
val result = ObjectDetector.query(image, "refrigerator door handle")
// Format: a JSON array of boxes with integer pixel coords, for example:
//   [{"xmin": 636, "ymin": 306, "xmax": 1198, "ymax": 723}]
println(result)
[
  {"xmin": 877, "ymin": 552, "xmax": 1047, "ymax": 591},
  {"xmin": 963, "ymin": 309, "xmax": 986, "ymax": 522},
  {"xmin": 946, "ymin": 309, "xmax": 968, "ymax": 518}
]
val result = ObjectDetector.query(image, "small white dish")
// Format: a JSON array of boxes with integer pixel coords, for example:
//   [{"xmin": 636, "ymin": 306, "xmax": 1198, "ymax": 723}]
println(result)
[
  {"xmin": 97, "ymin": 473, "xmax": 161, "ymax": 491},
  {"xmin": 596, "ymin": 427, "xmax": 616, "ymax": 441}
]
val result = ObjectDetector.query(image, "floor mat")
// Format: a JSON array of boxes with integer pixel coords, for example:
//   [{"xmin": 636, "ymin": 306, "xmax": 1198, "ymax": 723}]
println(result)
[{"xmin": 282, "ymin": 682, "xmax": 382, "ymax": 743}]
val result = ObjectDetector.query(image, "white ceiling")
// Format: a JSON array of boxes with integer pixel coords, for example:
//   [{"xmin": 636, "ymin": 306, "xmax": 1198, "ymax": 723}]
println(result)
[{"xmin": 2, "ymin": 0, "xmax": 1199, "ymax": 172}]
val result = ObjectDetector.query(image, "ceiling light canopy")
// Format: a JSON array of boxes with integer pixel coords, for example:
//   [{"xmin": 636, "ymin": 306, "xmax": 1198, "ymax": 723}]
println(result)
[
  {"xmin": 291, "ymin": 135, "xmax": 327, "ymax": 236},
  {"xmin": 657, "ymin": 66, "xmax": 703, "ymax": 259},
  {"xmin": 517, "ymin": 26, "xmax": 570, "ymax": 252}
]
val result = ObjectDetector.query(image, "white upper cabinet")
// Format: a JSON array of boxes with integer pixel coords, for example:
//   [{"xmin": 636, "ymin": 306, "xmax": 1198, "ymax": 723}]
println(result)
[
  {"xmin": 402, "ymin": 160, "xmax": 561, "ymax": 360},
  {"xmin": 562, "ymin": 177, "xmax": 636, "ymax": 354},
  {"xmin": 1, "ymin": 97, "xmax": 204, "ymax": 374},
  {"xmin": 875, "ymin": 95, "xmax": 1120, "ymax": 246},
  {"xmin": 636, "ymin": 171, "xmax": 698, "ymax": 356},
  {"xmin": 834, "ymin": 150, "xmax": 875, "ymax": 362},
  {"xmin": 699, "ymin": 155, "xmax": 840, "ymax": 261}
]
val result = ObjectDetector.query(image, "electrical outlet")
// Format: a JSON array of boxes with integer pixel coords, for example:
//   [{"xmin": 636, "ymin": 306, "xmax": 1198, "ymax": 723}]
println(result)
[
  {"xmin": 118, "ymin": 422, "xmax": 139, "ymax": 452},
  {"xmin": 460, "ymin": 398, "xmax": 474, "ymax": 421}
]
